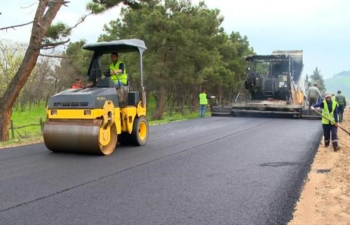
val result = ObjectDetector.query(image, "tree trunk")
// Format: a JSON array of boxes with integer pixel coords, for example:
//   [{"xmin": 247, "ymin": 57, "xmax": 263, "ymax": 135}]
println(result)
[
  {"xmin": 168, "ymin": 93, "xmax": 173, "ymax": 117},
  {"xmin": 45, "ymin": 94, "xmax": 50, "ymax": 107},
  {"xmin": 145, "ymin": 89, "xmax": 150, "ymax": 111},
  {"xmin": 0, "ymin": 0, "xmax": 63, "ymax": 141},
  {"xmin": 20, "ymin": 99, "xmax": 27, "ymax": 112},
  {"xmin": 0, "ymin": 109, "xmax": 11, "ymax": 141},
  {"xmin": 28, "ymin": 100, "xmax": 33, "ymax": 111},
  {"xmin": 151, "ymin": 87, "xmax": 167, "ymax": 120},
  {"xmin": 190, "ymin": 92, "xmax": 196, "ymax": 113},
  {"xmin": 180, "ymin": 96, "xmax": 185, "ymax": 115}
]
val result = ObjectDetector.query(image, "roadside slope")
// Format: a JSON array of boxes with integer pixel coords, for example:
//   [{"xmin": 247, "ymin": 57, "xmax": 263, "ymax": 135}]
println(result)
[{"xmin": 289, "ymin": 109, "xmax": 350, "ymax": 225}]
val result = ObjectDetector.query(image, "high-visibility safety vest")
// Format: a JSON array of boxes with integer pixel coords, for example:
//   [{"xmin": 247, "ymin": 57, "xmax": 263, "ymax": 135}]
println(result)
[
  {"xmin": 199, "ymin": 93, "xmax": 208, "ymax": 105},
  {"xmin": 110, "ymin": 61, "xmax": 127, "ymax": 85},
  {"xmin": 322, "ymin": 100, "xmax": 337, "ymax": 124}
]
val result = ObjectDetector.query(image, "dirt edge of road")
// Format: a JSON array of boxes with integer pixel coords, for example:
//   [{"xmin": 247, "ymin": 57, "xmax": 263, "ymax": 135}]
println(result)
[
  {"xmin": 289, "ymin": 109, "xmax": 350, "ymax": 225},
  {"xmin": 0, "ymin": 137, "xmax": 43, "ymax": 149}
]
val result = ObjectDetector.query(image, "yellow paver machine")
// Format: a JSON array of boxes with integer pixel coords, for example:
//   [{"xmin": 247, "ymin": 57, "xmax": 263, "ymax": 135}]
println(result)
[{"xmin": 43, "ymin": 39, "xmax": 149, "ymax": 155}]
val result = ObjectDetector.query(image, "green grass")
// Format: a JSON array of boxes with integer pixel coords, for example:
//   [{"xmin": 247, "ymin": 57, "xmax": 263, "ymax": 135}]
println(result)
[
  {"xmin": 10, "ymin": 102, "xmax": 47, "ymax": 139},
  {"xmin": 0, "ymin": 103, "xmax": 46, "ymax": 148},
  {"xmin": 148, "ymin": 109, "xmax": 207, "ymax": 125}
]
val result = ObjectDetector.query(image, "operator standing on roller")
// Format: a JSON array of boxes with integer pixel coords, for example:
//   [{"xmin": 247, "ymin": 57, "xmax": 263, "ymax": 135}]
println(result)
[{"xmin": 311, "ymin": 93, "xmax": 340, "ymax": 151}]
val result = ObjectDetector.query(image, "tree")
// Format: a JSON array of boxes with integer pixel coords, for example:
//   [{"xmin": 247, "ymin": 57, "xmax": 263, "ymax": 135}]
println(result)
[
  {"xmin": 0, "ymin": 40, "xmax": 27, "ymax": 97},
  {"xmin": 20, "ymin": 57, "xmax": 57, "ymax": 111},
  {"xmin": 310, "ymin": 67, "xmax": 326, "ymax": 92},
  {"xmin": 304, "ymin": 74, "xmax": 310, "ymax": 87},
  {"xmin": 35, "ymin": 0, "xmax": 254, "ymax": 122},
  {"xmin": 0, "ymin": 0, "xmax": 65, "ymax": 141},
  {"xmin": 0, "ymin": 0, "xmax": 149, "ymax": 141},
  {"xmin": 99, "ymin": 0, "xmax": 252, "ymax": 119},
  {"xmin": 213, "ymin": 31, "xmax": 253, "ymax": 103}
]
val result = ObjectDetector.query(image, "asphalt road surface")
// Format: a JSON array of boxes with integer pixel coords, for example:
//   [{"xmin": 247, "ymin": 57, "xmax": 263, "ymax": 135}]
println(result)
[{"xmin": 0, "ymin": 117, "xmax": 322, "ymax": 225}]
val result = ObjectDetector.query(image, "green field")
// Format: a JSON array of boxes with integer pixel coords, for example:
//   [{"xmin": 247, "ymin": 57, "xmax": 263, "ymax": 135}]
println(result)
[{"xmin": 10, "ymin": 103, "xmax": 47, "ymax": 139}]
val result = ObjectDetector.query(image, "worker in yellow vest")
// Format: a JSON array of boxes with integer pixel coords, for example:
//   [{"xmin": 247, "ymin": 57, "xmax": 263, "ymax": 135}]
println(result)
[
  {"xmin": 311, "ymin": 93, "xmax": 340, "ymax": 151},
  {"xmin": 107, "ymin": 52, "xmax": 127, "ymax": 88},
  {"xmin": 199, "ymin": 89, "xmax": 211, "ymax": 118}
]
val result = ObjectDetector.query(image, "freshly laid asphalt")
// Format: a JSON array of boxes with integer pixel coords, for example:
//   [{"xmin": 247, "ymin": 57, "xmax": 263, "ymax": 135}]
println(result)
[{"xmin": 0, "ymin": 117, "xmax": 322, "ymax": 225}]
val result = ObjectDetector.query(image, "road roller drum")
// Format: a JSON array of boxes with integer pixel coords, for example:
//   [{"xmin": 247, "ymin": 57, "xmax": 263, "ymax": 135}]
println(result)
[{"xmin": 44, "ymin": 119, "xmax": 117, "ymax": 155}]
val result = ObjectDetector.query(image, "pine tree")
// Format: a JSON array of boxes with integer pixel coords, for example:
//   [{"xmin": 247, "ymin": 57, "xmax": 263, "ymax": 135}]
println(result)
[{"xmin": 310, "ymin": 67, "xmax": 326, "ymax": 92}]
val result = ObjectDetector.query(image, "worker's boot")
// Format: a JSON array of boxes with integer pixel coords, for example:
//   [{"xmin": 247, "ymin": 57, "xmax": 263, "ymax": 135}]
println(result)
[
  {"xmin": 324, "ymin": 140, "xmax": 330, "ymax": 148},
  {"xmin": 334, "ymin": 146, "xmax": 340, "ymax": 152}
]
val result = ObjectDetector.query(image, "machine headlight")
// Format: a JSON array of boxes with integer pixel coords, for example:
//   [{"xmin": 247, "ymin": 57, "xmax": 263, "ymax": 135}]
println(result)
[
  {"xmin": 51, "ymin": 110, "xmax": 57, "ymax": 115},
  {"xmin": 84, "ymin": 110, "xmax": 91, "ymax": 115}
]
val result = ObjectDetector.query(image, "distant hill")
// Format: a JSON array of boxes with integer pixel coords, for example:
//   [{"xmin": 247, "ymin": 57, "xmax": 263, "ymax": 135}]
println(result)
[{"xmin": 325, "ymin": 71, "xmax": 350, "ymax": 102}]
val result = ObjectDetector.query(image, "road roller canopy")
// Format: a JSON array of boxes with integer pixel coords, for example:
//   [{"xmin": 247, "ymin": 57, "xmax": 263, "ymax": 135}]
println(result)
[
  {"xmin": 84, "ymin": 39, "xmax": 147, "ymax": 88},
  {"xmin": 82, "ymin": 39, "xmax": 147, "ymax": 54}
]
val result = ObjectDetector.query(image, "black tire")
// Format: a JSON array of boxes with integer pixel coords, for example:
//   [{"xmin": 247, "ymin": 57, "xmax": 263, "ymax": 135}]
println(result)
[
  {"xmin": 118, "ymin": 133, "xmax": 130, "ymax": 146},
  {"xmin": 130, "ymin": 116, "xmax": 149, "ymax": 146}
]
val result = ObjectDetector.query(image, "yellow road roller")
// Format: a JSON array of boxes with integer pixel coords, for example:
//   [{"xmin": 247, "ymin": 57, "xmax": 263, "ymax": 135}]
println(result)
[{"xmin": 43, "ymin": 39, "xmax": 149, "ymax": 155}]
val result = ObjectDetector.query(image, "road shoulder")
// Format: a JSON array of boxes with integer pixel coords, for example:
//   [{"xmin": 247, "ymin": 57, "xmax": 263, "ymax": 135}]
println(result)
[{"xmin": 289, "ymin": 109, "xmax": 350, "ymax": 225}]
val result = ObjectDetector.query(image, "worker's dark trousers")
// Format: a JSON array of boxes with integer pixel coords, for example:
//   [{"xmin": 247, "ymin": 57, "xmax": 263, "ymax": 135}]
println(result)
[
  {"xmin": 199, "ymin": 105, "xmax": 206, "ymax": 117},
  {"xmin": 338, "ymin": 104, "xmax": 344, "ymax": 122},
  {"xmin": 323, "ymin": 124, "xmax": 338, "ymax": 148},
  {"xmin": 308, "ymin": 97, "xmax": 317, "ymax": 115}
]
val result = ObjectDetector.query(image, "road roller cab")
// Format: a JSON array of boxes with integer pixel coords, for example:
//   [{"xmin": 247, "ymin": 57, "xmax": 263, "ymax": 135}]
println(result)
[{"xmin": 43, "ymin": 39, "xmax": 149, "ymax": 155}]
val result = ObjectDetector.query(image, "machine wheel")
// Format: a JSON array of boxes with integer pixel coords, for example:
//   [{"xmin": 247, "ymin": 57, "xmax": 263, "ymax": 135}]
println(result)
[{"xmin": 130, "ymin": 116, "xmax": 149, "ymax": 146}]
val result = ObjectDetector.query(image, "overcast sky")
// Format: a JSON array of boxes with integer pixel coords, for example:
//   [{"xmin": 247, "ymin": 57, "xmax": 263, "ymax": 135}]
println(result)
[{"xmin": 1, "ymin": 0, "xmax": 349, "ymax": 78}]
